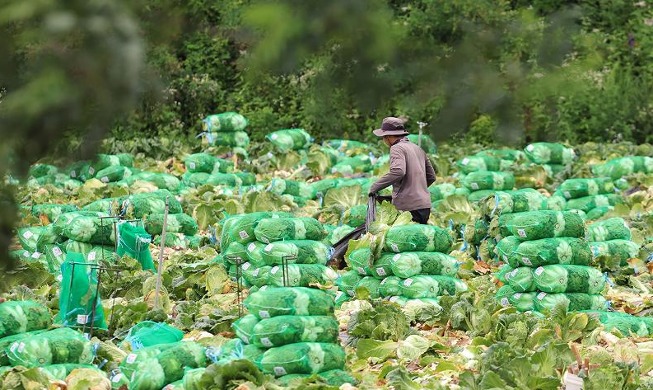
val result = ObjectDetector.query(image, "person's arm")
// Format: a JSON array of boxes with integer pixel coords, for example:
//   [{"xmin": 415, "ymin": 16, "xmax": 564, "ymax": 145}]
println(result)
[
  {"xmin": 369, "ymin": 147, "xmax": 406, "ymax": 194},
  {"xmin": 425, "ymin": 155, "xmax": 436, "ymax": 187}
]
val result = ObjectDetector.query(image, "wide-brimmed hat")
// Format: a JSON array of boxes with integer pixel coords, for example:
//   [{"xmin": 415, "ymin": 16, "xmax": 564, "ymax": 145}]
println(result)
[{"xmin": 373, "ymin": 117, "xmax": 409, "ymax": 137}]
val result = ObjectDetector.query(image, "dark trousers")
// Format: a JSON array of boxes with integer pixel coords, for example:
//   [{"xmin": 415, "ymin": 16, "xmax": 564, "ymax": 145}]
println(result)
[{"xmin": 410, "ymin": 208, "xmax": 431, "ymax": 224}]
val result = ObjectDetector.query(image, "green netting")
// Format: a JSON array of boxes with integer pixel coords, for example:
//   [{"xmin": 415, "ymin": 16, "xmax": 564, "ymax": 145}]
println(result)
[
  {"xmin": 6, "ymin": 327, "xmax": 93, "ymax": 367},
  {"xmin": 267, "ymin": 264, "xmax": 338, "ymax": 287},
  {"xmin": 507, "ymin": 237, "xmax": 592, "ymax": 268},
  {"xmin": 236, "ymin": 172, "xmax": 256, "ymax": 186},
  {"xmin": 384, "ymin": 224, "xmax": 453, "ymax": 253},
  {"xmin": 467, "ymin": 190, "xmax": 497, "ymax": 203},
  {"xmin": 463, "ymin": 219, "xmax": 488, "ymax": 245},
  {"xmin": 0, "ymin": 331, "xmax": 46, "ymax": 365},
  {"xmin": 181, "ymin": 172, "xmax": 244, "ymax": 188},
  {"xmin": 591, "ymin": 156, "xmax": 653, "ymax": 180},
  {"xmin": 120, "ymin": 341, "xmax": 207, "ymax": 390},
  {"xmin": 257, "ymin": 342, "xmax": 345, "ymax": 377},
  {"xmin": 93, "ymin": 153, "xmax": 133, "ymax": 171},
  {"xmin": 495, "ymin": 284, "xmax": 516, "ymax": 300},
  {"xmin": 582, "ymin": 311, "xmax": 653, "ymax": 337},
  {"xmin": 96, "ymin": 165, "xmax": 132, "ymax": 183},
  {"xmin": 499, "ymin": 292, "xmax": 536, "ymax": 312},
  {"xmin": 323, "ymin": 139, "xmax": 371, "ymax": 152},
  {"xmin": 267, "ymin": 179, "xmax": 317, "ymax": 199},
  {"xmin": 504, "ymin": 267, "xmax": 535, "ymax": 292},
  {"xmin": 84, "ymin": 245, "xmax": 118, "ymax": 263},
  {"xmin": 533, "ymin": 292, "xmax": 608, "ymax": 312},
  {"xmin": 179, "ymin": 367, "xmax": 205, "ymax": 390},
  {"xmin": 346, "ymin": 248, "xmax": 372, "ymax": 276},
  {"xmin": 144, "ymin": 213, "xmax": 198, "ymax": 236},
  {"xmin": 241, "ymin": 263, "xmax": 272, "ymax": 287},
  {"xmin": 64, "ymin": 240, "xmax": 93, "ymax": 256},
  {"xmin": 124, "ymin": 172, "xmax": 182, "ymax": 192},
  {"xmin": 533, "ymin": 265, "xmax": 605, "ymax": 294},
  {"xmin": 277, "ymin": 369, "xmax": 357, "ymax": 387},
  {"xmin": 244, "ymin": 242, "xmax": 267, "ymax": 267},
  {"xmin": 378, "ymin": 276, "xmax": 402, "ymax": 297},
  {"xmin": 457, "ymin": 155, "xmax": 502, "ymax": 174},
  {"xmin": 17, "ymin": 226, "xmax": 47, "ymax": 252},
  {"xmin": 249, "ymin": 316, "xmax": 338, "ymax": 348},
  {"xmin": 202, "ymin": 112, "xmax": 248, "ymax": 132},
  {"xmin": 244, "ymin": 287, "xmax": 335, "ymax": 319},
  {"xmin": 260, "ymin": 240, "xmax": 329, "ymax": 266},
  {"xmin": 43, "ymin": 244, "xmax": 66, "ymax": 273},
  {"xmin": 505, "ymin": 210, "xmax": 584, "ymax": 241},
  {"xmin": 355, "ymin": 277, "xmax": 381, "ymax": 298},
  {"xmin": 221, "ymin": 213, "xmax": 274, "ymax": 248},
  {"xmin": 495, "ymin": 264, "xmax": 512, "ymax": 283},
  {"xmin": 232, "ymin": 314, "xmax": 260, "ymax": 345},
  {"xmin": 58, "ymin": 252, "xmax": 107, "ymax": 329},
  {"xmin": 586, "ymin": 206, "xmax": 614, "ymax": 220},
  {"xmin": 123, "ymin": 321, "xmax": 184, "ymax": 351},
  {"xmin": 117, "ymin": 222, "xmax": 155, "ymax": 271},
  {"xmin": 564, "ymin": 194, "xmax": 623, "ymax": 213},
  {"xmin": 558, "ymin": 177, "xmax": 615, "ymax": 200},
  {"xmin": 0, "ymin": 301, "xmax": 51, "ymax": 339},
  {"xmin": 216, "ymin": 338, "xmax": 265, "ymax": 362},
  {"xmin": 477, "ymin": 149, "xmax": 525, "ymax": 161},
  {"xmin": 205, "ymin": 131, "xmax": 251, "ymax": 148},
  {"xmin": 122, "ymin": 190, "xmax": 183, "ymax": 218},
  {"xmin": 370, "ymin": 255, "xmax": 393, "ymax": 279},
  {"xmin": 382, "ymin": 252, "xmax": 459, "ymax": 279},
  {"xmin": 407, "ymin": 134, "xmax": 438, "ymax": 154},
  {"xmin": 331, "ymin": 155, "xmax": 373, "ymax": 175},
  {"xmin": 184, "ymin": 153, "xmax": 234, "ymax": 174},
  {"xmin": 40, "ymin": 364, "xmax": 101, "ymax": 381},
  {"xmin": 590, "ymin": 240, "xmax": 640, "ymax": 265},
  {"xmin": 34, "ymin": 224, "xmax": 62, "ymax": 253},
  {"xmin": 336, "ymin": 270, "xmax": 363, "ymax": 297},
  {"xmin": 29, "ymin": 164, "xmax": 58, "ymax": 178},
  {"xmin": 343, "ymin": 205, "xmax": 367, "ymax": 227},
  {"xmin": 546, "ymin": 194, "xmax": 567, "ymax": 211},
  {"xmin": 57, "ymin": 212, "xmax": 114, "ymax": 245},
  {"xmin": 524, "ymin": 142, "xmax": 575, "ymax": 164},
  {"xmin": 429, "ymin": 183, "xmax": 457, "ymax": 202},
  {"xmin": 254, "ymin": 217, "xmax": 326, "ymax": 243},
  {"xmin": 461, "ymin": 171, "xmax": 515, "ymax": 191},
  {"xmin": 28, "ymin": 204, "xmax": 78, "ymax": 222},
  {"xmin": 80, "ymin": 198, "xmax": 119, "ymax": 215},
  {"xmin": 586, "ymin": 218, "xmax": 631, "ymax": 242},
  {"xmin": 267, "ymin": 129, "xmax": 312, "ymax": 152},
  {"xmin": 396, "ymin": 275, "xmax": 467, "ymax": 298},
  {"xmin": 506, "ymin": 189, "xmax": 548, "ymax": 213}
]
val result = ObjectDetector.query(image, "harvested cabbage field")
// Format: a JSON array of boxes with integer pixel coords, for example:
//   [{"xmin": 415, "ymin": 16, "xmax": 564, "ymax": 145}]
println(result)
[{"xmin": 4, "ymin": 117, "xmax": 653, "ymax": 389}]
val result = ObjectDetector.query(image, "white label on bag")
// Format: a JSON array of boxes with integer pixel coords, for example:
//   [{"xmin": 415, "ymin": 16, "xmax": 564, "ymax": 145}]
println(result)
[
  {"xmin": 403, "ymin": 278, "xmax": 413, "ymax": 287},
  {"xmin": 534, "ymin": 267, "xmax": 544, "ymax": 276},
  {"xmin": 563, "ymin": 191, "xmax": 571, "ymax": 199},
  {"xmin": 17, "ymin": 342, "xmax": 25, "ymax": 353},
  {"xmin": 521, "ymin": 257, "xmax": 532, "ymax": 266},
  {"xmin": 260, "ymin": 337, "xmax": 273, "ymax": 347},
  {"xmin": 242, "ymin": 263, "xmax": 251, "ymax": 270},
  {"xmin": 270, "ymin": 266, "xmax": 279, "ymax": 275},
  {"xmin": 517, "ymin": 229, "xmax": 527, "ymax": 238},
  {"xmin": 70, "ymin": 170, "xmax": 77, "ymax": 178},
  {"xmin": 513, "ymin": 293, "xmax": 522, "ymax": 299},
  {"xmin": 393, "ymin": 254, "xmax": 401, "ymax": 261},
  {"xmin": 31, "ymin": 252, "xmax": 41, "ymax": 259},
  {"xmin": 500, "ymin": 298, "xmax": 509, "ymax": 306},
  {"xmin": 391, "ymin": 243, "xmax": 399, "ymax": 252},
  {"xmin": 56, "ymin": 274, "xmax": 63, "ymax": 282},
  {"xmin": 9, "ymin": 343, "xmax": 18, "ymax": 353},
  {"xmin": 537, "ymin": 292, "xmax": 547, "ymax": 300},
  {"xmin": 357, "ymin": 267, "xmax": 366, "ymax": 275},
  {"xmin": 252, "ymin": 268, "xmax": 260, "ymax": 277},
  {"xmin": 22, "ymin": 230, "xmax": 34, "ymax": 239},
  {"xmin": 259, "ymin": 310, "xmax": 270, "ymax": 318},
  {"xmin": 112, "ymin": 374, "xmax": 124, "ymax": 383},
  {"xmin": 335, "ymin": 291, "xmax": 344, "ymax": 300},
  {"xmin": 248, "ymin": 243, "xmax": 257, "ymax": 252},
  {"xmin": 77, "ymin": 314, "xmax": 89, "ymax": 324},
  {"xmin": 264, "ymin": 243, "xmax": 273, "ymax": 252},
  {"xmin": 88, "ymin": 252, "xmax": 96, "ymax": 261},
  {"xmin": 376, "ymin": 267, "xmax": 386, "ymax": 276},
  {"xmin": 52, "ymin": 247, "xmax": 63, "ymax": 257},
  {"xmin": 101, "ymin": 176, "xmax": 109, "ymax": 183},
  {"xmin": 239, "ymin": 230, "xmax": 249, "ymax": 239},
  {"xmin": 126, "ymin": 354, "xmax": 137, "ymax": 364},
  {"xmin": 471, "ymin": 183, "xmax": 479, "ymax": 190},
  {"xmin": 241, "ymin": 336, "xmax": 249, "ymax": 344},
  {"xmin": 270, "ymin": 134, "xmax": 279, "ymax": 140},
  {"xmin": 526, "ymin": 144, "xmax": 535, "ymax": 152},
  {"xmin": 189, "ymin": 162, "xmax": 196, "ymax": 170},
  {"xmin": 461, "ymin": 158, "xmax": 470, "ymax": 165},
  {"xmin": 347, "ymin": 290, "xmax": 355, "ymax": 296},
  {"xmin": 88, "ymin": 167, "xmax": 95, "ymax": 175},
  {"xmin": 273, "ymin": 366, "xmax": 286, "ymax": 376}
]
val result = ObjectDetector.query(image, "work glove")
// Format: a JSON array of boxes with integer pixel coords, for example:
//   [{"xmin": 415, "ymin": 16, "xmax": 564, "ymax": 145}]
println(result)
[{"xmin": 368, "ymin": 192, "xmax": 376, "ymax": 197}]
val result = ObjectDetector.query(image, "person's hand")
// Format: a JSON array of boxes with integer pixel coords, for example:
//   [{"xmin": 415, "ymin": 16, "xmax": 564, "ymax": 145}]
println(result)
[{"xmin": 368, "ymin": 192, "xmax": 376, "ymax": 197}]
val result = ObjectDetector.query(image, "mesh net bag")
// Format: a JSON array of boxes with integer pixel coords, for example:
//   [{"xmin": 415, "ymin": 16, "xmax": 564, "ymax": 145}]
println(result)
[
  {"xmin": 249, "ymin": 316, "xmax": 338, "ymax": 348},
  {"xmin": 429, "ymin": 183, "xmax": 458, "ymax": 202},
  {"xmin": 202, "ymin": 112, "xmax": 248, "ymax": 132},
  {"xmin": 336, "ymin": 270, "xmax": 363, "ymax": 297},
  {"xmin": 117, "ymin": 222, "xmax": 155, "ymax": 271},
  {"xmin": 524, "ymin": 142, "xmax": 575, "ymax": 165},
  {"xmin": 498, "ymin": 291, "xmax": 536, "ymax": 312},
  {"xmin": 378, "ymin": 276, "xmax": 402, "ymax": 297},
  {"xmin": 346, "ymin": 248, "xmax": 372, "ymax": 276},
  {"xmin": 532, "ymin": 265, "xmax": 606, "ymax": 294},
  {"xmin": 260, "ymin": 240, "xmax": 329, "ymax": 266},
  {"xmin": 29, "ymin": 164, "xmax": 58, "ymax": 178},
  {"xmin": 6, "ymin": 327, "xmax": 93, "ymax": 367},
  {"xmin": 184, "ymin": 153, "xmax": 218, "ymax": 173},
  {"xmin": 124, "ymin": 172, "xmax": 181, "ymax": 192},
  {"xmin": 122, "ymin": 321, "xmax": 184, "ymax": 351},
  {"xmin": 509, "ymin": 237, "xmax": 592, "ymax": 268},
  {"xmin": 244, "ymin": 287, "xmax": 335, "ymax": 319},
  {"xmin": 369, "ymin": 255, "xmax": 393, "ymax": 279},
  {"xmin": 505, "ymin": 210, "xmax": 584, "ymax": 241},
  {"xmin": 144, "ymin": 213, "xmax": 198, "ymax": 236},
  {"xmin": 582, "ymin": 311, "xmax": 653, "ymax": 336},
  {"xmin": 461, "ymin": 171, "xmax": 515, "ymax": 191},
  {"xmin": 586, "ymin": 218, "xmax": 631, "ymax": 242},
  {"xmin": 204, "ymin": 131, "xmax": 250, "ymax": 148},
  {"xmin": 586, "ymin": 206, "xmax": 614, "ymax": 221},
  {"xmin": 58, "ymin": 252, "xmax": 107, "ymax": 329},
  {"xmin": 0, "ymin": 301, "xmax": 51, "ymax": 339},
  {"xmin": 95, "ymin": 165, "xmax": 131, "ymax": 183},
  {"xmin": 123, "ymin": 190, "xmax": 183, "ymax": 218},
  {"xmin": 355, "ymin": 277, "xmax": 381, "ymax": 298},
  {"xmin": 398, "ymin": 275, "xmax": 467, "ymax": 298},
  {"xmin": 383, "ymin": 252, "xmax": 459, "ymax": 279},
  {"xmin": 590, "ymin": 240, "xmax": 640, "ymax": 266},
  {"xmin": 257, "ymin": 342, "xmax": 345, "ymax": 377},
  {"xmin": 18, "ymin": 226, "xmax": 49, "ymax": 252},
  {"xmin": 558, "ymin": 177, "xmax": 615, "ymax": 200},
  {"xmin": 384, "ymin": 225, "xmax": 453, "ymax": 253},
  {"xmin": 591, "ymin": 156, "xmax": 653, "ymax": 180},
  {"xmin": 232, "ymin": 314, "xmax": 260, "ymax": 345},
  {"xmin": 220, "ymin": 212, "xmax": 291, "ymax": 248},
  {"xmin": 456, "ymin": 155, "xmax": 502, "ymax": 174},
  {"xmin": 331, "ymin": 155, "xmax": 373, "ymax": 175},
  {"xmin": 254, "ymin": 217, "xmax": 327, "ymax": 243},
  {"xmin": 241, "ymin": 263, "xmax": 272, "ymax": 287},
  {"xmin": 503, "ymin": 267, "xmax": 535, "ymax": 292},
  {"xmin": 0, "ymin": 330, "xmax": 46, "ymax": 366},
  {"xmin": 59, "ymin": 212, "xmax": 114, "ymax": 245},
  {"xmin": 266, "ymin": 264, "xmax": 338, "ymax": 287},
  {"xmin": 494, "ymin": 236, "xmax": 522, "ymax": 266},
  {"xmin": 564, "ymin": 194, "xmax": 623, "ymax": 213},
  {"xmin": 266, "ymin": 129, "xmax": 312, "ymax": 152},
  {"xmin": 533, "ymin": 292, "xmax": 608, "ymax": 312},
  {"xmin": 28, "ymin": 204, "xmax": 78, "ymax": 222}
]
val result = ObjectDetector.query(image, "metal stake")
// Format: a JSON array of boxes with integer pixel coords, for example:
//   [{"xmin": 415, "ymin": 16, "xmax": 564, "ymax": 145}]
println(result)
[{"xmin": 417, "ymin": 121, "xmax": 429, "ymax": 148}]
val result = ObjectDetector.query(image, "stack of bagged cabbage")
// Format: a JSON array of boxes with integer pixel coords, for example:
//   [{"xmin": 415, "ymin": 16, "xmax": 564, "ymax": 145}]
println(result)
[
  {"xmin": 591, "ymin": 155, "xmax": 653, "ymax": 180},
  {"xmin": 181, "ymin": 152, "xmax": 255, "ymax": 190},
  {"xmin": 586, "ymin": 217, "xmax": 641, "ymax": 270},
  {"xmin": 494, "ymin": 210, "xmax": 610, "ymax": 313},
  {"xmin": 522, "ymin": 142, "xmax": 575, "ymax": 178},
  {"xmin": 551, "ymin": 177, "xmax": 623, "ymax": 220},
  {"xmin": 200, "ymin": 111, "xmax": 251, "ymax": 150},
  {"xmin": 454, "ymin": 149, "xmax": 524, "ymax": 203},
  {"xmin": 219, "ymin": 213, "xmax": 337, "ymax": 290},
  {"xmin": 228, "ymin": 287, "xmax": 354, "ymax": 386},
  {"xmin": 339, "ymin": 210, "xmax": 466, "ymax": 310}
]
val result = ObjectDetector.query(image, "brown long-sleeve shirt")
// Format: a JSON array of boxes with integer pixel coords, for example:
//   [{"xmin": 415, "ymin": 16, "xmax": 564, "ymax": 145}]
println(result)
[{"xmin": 369, "ymin": 137, "xmax": 436, "ymax": 211}]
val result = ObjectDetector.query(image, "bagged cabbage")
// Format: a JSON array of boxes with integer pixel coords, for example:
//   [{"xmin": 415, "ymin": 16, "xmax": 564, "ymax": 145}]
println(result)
[
  {"xmin": 384, "ymin": 224, "xmax": 453, "ymax": 253},
  {"xmin": 533, "ymin": 265, "xmax": 605, "ymax": 294},
  {"xmin": 96, "ymin": 165, "xmax": 132, "ymax": 183},
  {"xmin": 202, "ymin": 112, "xmax": 248, "ymax": 132},
  {"xmin": 254, "ymin": 217, "xmax": 327, "ymax": 243},
  {"xmin": 586, "ymin": 206, "xmax": 614, "ymax": 221},
  {"xmin": 558, "ymin": 177, "xmax": 615, "ymax": 200},
  {"xmin": 184, "ymin": 153, "xmax": 219, "ymax": 173},
  {"xmin": 509, "ymin": 189, "xmax": 548, "ymax": 213},
  {"xmin": 590, "ymin": 240, "xmax": 640, "ymax": 265},
  {"xmin": 586, "ymin": 218, "xmax": 631, "ymax": 241},
  {"xmin": 216, "ymin": 338, "xmax": 265, "ymax": 362},
  {"xmin": 232, "ymin": 314, "xmax": 260, "ymax": 345},
  {"xmin": 456, "ymin": 155, "xmax": 502, "ymax": 174},
  {"xmin": 591, "ymin": 156, "xmax": 653, "ymax": 180},
  {"xmin": 144, "ymin": 213, "xmax": 198, "ymax": 236},
  {"xmin": 343, "ymin": 205, "xmax": 367, "ymax": 227},
  {"xmin": 355, "ymin": 277, "xmax": 382, "ymax": 298},
  {"xmin": 461, "ymin": 171, "xmax": 515, "ymax": 191},
  {"xmin": 260, "ymin": 240, "xmax": 329, "ymax": 265},
  {"xmin": 241, "ymin": 263, "xmax": 272, "ymax": 287},
  {"xmin": 122, "ymin": 321, "xmax": 184, "ymax": 351},
  {"xmin": 429, "ymin": 183, "xmax": 457, "ymax": 201},
  {"xmin": 267, "ymin": 264, "xmax": 338, "ymax": 287},
  {"xmin": 564, "ymin": 194, "xmax": 623, "ymax": 213},
  {"xmin": 498, "ymin": 292, "xmax": 536, "ymax": 312},
  {"xmin": 40, "ymin": 364, "xmax": 98, "ymax": 381},
  {"xmin": 0, "ymin": 301, "xmax": 51, "ymax": 339},
  {"xmin": 506, "ymin": 237, "xmax": 592, "ymax": 268},
  {"xmin": 369, "ymin": 255, "xmax": 393, "ymax": 279},
  {"xmin": 504, "ymin": 267, "xmax": 535, "ymax": 292},
  {"xmin": 7, "ymin": 327, "xmax": 93, "ymax": 367},
  {"xmin": 524, "ymin": 142, "xmax": 575, "ymax": 164},
  {"xmin": 92, "ymin": 153, "xmax": 133, "ymax": 171},
  {"xmin": 244, "ymin": 287, "xmax": 335, "ymax": 319},
  {"xmin": 220, "ymin": 212, "xmax": 290, "ymax": 248},
  {"xmin": 533, "ymin": 292, "xmax": 608, "ymax": 312},
  {"xmin": 505, "ymin": 210, "xmax": 584, "ymax": 241},
  {"xmin": 268, "ymin": 179, "xmax": 317, "ymax": 199},
  {"xmin": 59, "ymin": 253, "xmax": 108, "ymax": 329},
  {"xmin": 408, "ymin": 134, "xmax": 438, "ymax": 154},
  {"xmin": 28, "ymin": 204, "xmax": 78, "ymax": 222},
  {"xmin": 379, "ymin": 276, "xmax": 402, "ymax": 297},
  {"xmin": 205, "ymin": 131, "xmax": 251, "ymax": 148},
  {"xmin": 29, "ymin": 164, "xmax": 58, "ymax": 178},
  {"xmin": 399, "ymin": 275, "xmax": 467, "ymax": 298},
  {"xmin": 267, "ymin": 129, "xmax": 312, "ymax": 152},
  {"xmin": 18, "ymin": 226, "xmax": 49, "ymax": 252},
  {"xmin": 0, "ymin": 331, "xmax": 46, "ymax": 365},
  {"xmin": 331, "ymin": 155, "xmax": 373, "ymax": 175},
  {"xmin": 583, "ymin": 311, "xmax": 653, "ymax": 336},
  {"xmin": 346, "ymin": 248, "xmax": 372, "ymax": 276},
  {"xmin": 57, "ymin": 212, "xmax": 114, "ymax": 244},
  {"xmin": 124, "ymin": 172, "xmax": 182, "ymax": 192},
  {"xmin": 383, "ymin": 252, "xmax": 459, "ymax": 278},
  {"xmin": 337, "ymin": 270, "xmax": 363, "ymax": 297},
  {"xmin": 257, "ymin": 342, "xmax": 345, "ymax": 376},
  {"xmin": 249, "ymin": 316, "xmax": 338, "ymax": 348}
]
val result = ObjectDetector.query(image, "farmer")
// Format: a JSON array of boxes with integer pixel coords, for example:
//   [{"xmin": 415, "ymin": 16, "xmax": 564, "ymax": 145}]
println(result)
[{"xmin": 368, "ymin": 117, "xmax": 436, "ymax": 224}]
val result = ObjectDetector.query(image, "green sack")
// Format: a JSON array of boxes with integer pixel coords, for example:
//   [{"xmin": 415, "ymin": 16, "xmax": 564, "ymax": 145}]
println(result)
[
  {"xmin": 495, "ymin": 264, "xmax": 513, "ymax": 283},
  {"xmin": 43, "ymin": 244, "xmax": 66, "ymax": 274},
  {"xmin": 202, "ymin": 112, "xmax": 248, "ymax": 132},
  {"xmin": 498, "ymin": 292, "xmax": 536, "ymax": 312},
  {"xmin": 564, "ymin": 194, "xmax": 623, "ymax": 213},
  {"xmin": 241, "ymin": 263, "xmax": 272, "ymax": 287},
  {"xmin": 144, "ymin": 213, "xmax": 198, "ymax": 236},
  {"xmin": 260, "ymin": 240, "xmax": 329, "ymax": 266},
  {"xmin": 336, "ymin": 270, "xmax": 363, "ymax": 297},
  {"xmin": 331, "ymin": 155, "xmax": 373, "ymax": 175},
  {"xmin": 96, "ymin": 165, "xmax": 132, "ymax": 183},
  {"xmin": 81, "ymin": 198, "xmax": 120, "ymax": 214},
  {"xmin": 0, "ymin": 301, "xmax": 51, "ymax": 339},
  {"xmin": 355, "ymin": 277, "xmax": 381, "ymax": 298},
  {"xmin": 184, "ymin": 153, "xmax": 218, "ymax": 173},
  {"xmin": 29, "ymin": 164, "xmax": 58, "ymax": 178},
  {"xmin": 257, "ymin": 342, "xmax": 345, "ymax": 376},
  {"xmin": 586, "ymin": 218, "xmax": 631, "ymax": 242},
  {"xmin": 28, "ymin": 204, "xmax": 79, "ymax": 222},
  {"xmin": 17, "ymin": 226, "xmax": 47, "ymax": 252},
  {"xmin": 7, "ymin": 327, "xmax": 93, "ymax": 367},
  {"xmin": 120, "ymin": 341, "xmax": 207, "ymax": 390},
  {"xmin": 482, "ymin": 189, "xmax": 548, "ymax": 216},
  {"xmin": 60, "ymin": 213, "xmax": 115, "ymax": 245},
  {"xmin": 205, "ymin": 131, "xmax": 250, "ymax": 148},
  {"xmin": 505, "ymin": 210, "xmax": 584, "ymax": 241},
  {"xmin": 343, "ymin": 205, "xmax": 367, "ymax": 227},
  {"xmin": 533, "ymin": 292, "xmax": 608, "ymax": 312},
  {"xmin": 429, "ymin": 183, "xmax": 458, "ymax": 202},
  {"xmin": 477, "ymin": 149, "xmax": 525, "ymax": 161},
  {"xmin": 124, "ymin": 172, "xmax": 182, "ymax": 192},
  {"xmin": 546, "ymin": 194, "xmax": 567, "ymax": 211},
  {"xmin": 267, "ymin": 264, "xmax": 338, "ymax": 287},
  {"xmin": 216, "ymin": 338, "xmax": 265, "ymax": 362},
  {"xmin": 504, "ymin": 267, "xmax": 535, "ymax": 292},
  {"xmin": 586, "ymin": 206, "xmax": 614, "ymax": 221},
  {"xmin": 461, "ymin": 171, "xmax": 515, "ymax": 191},
  {"xmin": 244, "ymin": 287, "xmax": 335, "ymax": 319},
  {"xmin": 558, "ymin": 177, "xmax": 615, "ymax": 200},
  {"xmin": 266, "ymin": 129, "xmax": 312, "ymax": 152},
  {"xmin": 268, "ymin": 179, "xmax": 317, "ymax": 199},
  {"xmin": 384, "ymin": 224, "xmax": 453, "ymax": 253},
  {"xmin": 277, "ymin": 369, "xmax": 357, "ymax": 387},
  {"xmin": 254, "ymin": 217, "xmax": 327, "ymax": 243},
  {"xmin": 398, "ymin": 275, "xmax": 467, "ymax": 298},
  {"xmin": 93, "ymin": 153, "xmax": 134, "ymax": 171},
  {"xmin": 123, "ymin": 321, "xmax": 184, "ymax": 351},
  {"xmin": 249, "ymin": 316, "xmax": 338, "ymax": 348},
  {"xmin": 379, "ymin": 276, "xmax": 402, "ymax": 297},
  {"xmin": 221, "ymin": 212, "xmax": 291, "ymax": 249},
  {"xmin": 346, "ymin": 248, "xmax": 372, "ymax": 276},
  {"xmin": 407, "ymin": 134, "xmax": 438, "ymax": 154},
  {"xmin": 582, "ymin": 311, "xmax": 653, "ymax": 337},
  {"xmin": 494, "ymin": 236, "xmax": 522, "ymax": 266},
  {"xmin": 244, "ymin": 242, "xmax": 267, "ymax": 267},
  {"xmin": 369, "ymin": 255, "xmax": 393, "ymax": 279},
  {"xmin": 64, "ymin": 240, "xmax": 93, "ymax": 256},
  {"xmin": 457, "ymin": 155, "xmax": 502, "ymax": 174},
  {"xmin": 232, "ymin": 314, "xmax": 260, "ymax": 345},
  {"xmin": 524, "ymin": 142, "xmax": 575, "ymax": 164},
  {"xmin": 323, "ymin": 139, "xmax": 371, "ymax": 152},
  {"xmin": 0, "ymin": 331, "xmax": 47, "ymax": 366},
  {"xmin": 508, "ymin": 237, "xmax": 592, "ymax": 268},
  {"xmin": 592, "ymin": 156, "xmax": 653, "ymax": 180},
  {"xmin": 495, "ymin": 284, "xmax": 516, "ymax": 300},
  {"xmin": 85, "ymin": 245, "xmax": 118, "ymax": 263},
  {"xmin": 533, "ymin": 265, "xmax": 605, "ymax": 294},
  {"xmin": 117, "ymin": 222, "xmax": 155, "ymax": 271},
  {"xmin": 590, "ymin": 240, "xmax": 640, "ymax": 266},
  {"xmin": 34, "ymin": 224, "xmax": 63, "ymax": 253},
  {"xmin": 58, "ymin": 252, "xmax": 107, "ymax": 329},
  {"xmin": 383, "ymin": 252, "xmax": 459, "ymax": 279},
  {"xmin": 122, "ymin": 190, "xmax": 183, "ymax": 218}
]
